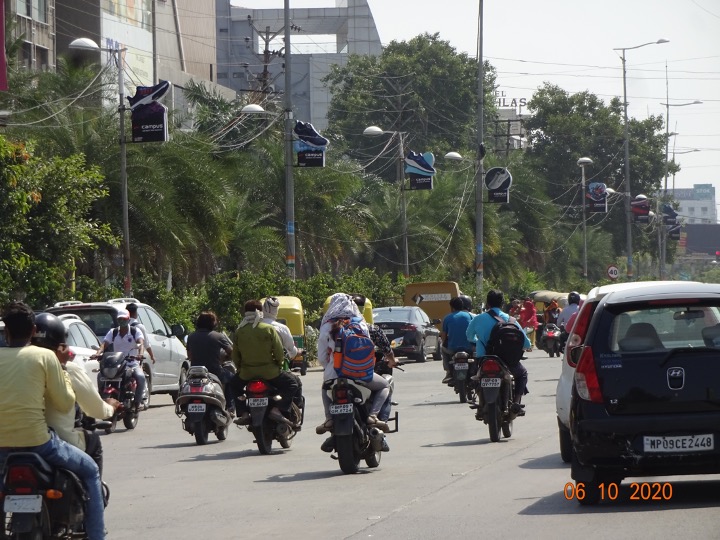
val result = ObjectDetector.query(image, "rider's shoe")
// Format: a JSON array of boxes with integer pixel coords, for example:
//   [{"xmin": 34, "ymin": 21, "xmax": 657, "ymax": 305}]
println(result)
[
  {"xmin": 367, "ymin": 415, "xmax": 389, "ymax": 432},
  {"xmin": 316, "ymin": 419, "xmax": 333, "ymax": 435},
  {"xmin": 442, "ymin": 372, "xmax": 452, "ymax": 384},
  {"xmin": 233, "ymin": 412, "xmax": 251, "ymax": 425},
  {"xmin": 510, "ymin": 403, "xmax": 526, "ymax": 416},
  {"xmin": 268, "ymin": 407, "xmax": 286, "ymax": 422},
  {"xmin": 320, "ymin": 436, "xmax": 334, "ymax": 453}
]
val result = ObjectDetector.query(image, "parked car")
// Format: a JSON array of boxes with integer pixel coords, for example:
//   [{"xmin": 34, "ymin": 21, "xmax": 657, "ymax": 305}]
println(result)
[
  {"xmin": 46, "ymin": 298, "xmax": 189, "ymax": 403},
  {"xmin": 555, "ymin": 281, "xmax": 697, "ymax": 463},
  {"xmin": 372, "ymin": 306, "xmax": 441, "ymax": 362},
  {"xmin": 0, "ymin": 314, "xmax": 101, "ymax": 380},
  {"xmin": 568, "ymin": 281, "xmax": 720, "ymax": 504}
]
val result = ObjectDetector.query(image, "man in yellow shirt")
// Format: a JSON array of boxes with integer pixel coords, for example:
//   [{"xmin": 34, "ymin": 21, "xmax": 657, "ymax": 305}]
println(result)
[
  {"xmin": 33, "ymin": 313, "xmax": 119, "ymax": 475},
  {"xmin": 0, "ymin": 302, "xmax": 106, "ymax": 540}
]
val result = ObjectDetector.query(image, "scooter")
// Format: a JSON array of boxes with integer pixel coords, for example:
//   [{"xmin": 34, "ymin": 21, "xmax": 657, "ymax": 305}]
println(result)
[
  {"xmin": 540, "ymin": 323, "xmax": 562, "ymax": 357},
  {"xmin": 175, "ymin": 366, "xmax": 233, "ymax": 445}
]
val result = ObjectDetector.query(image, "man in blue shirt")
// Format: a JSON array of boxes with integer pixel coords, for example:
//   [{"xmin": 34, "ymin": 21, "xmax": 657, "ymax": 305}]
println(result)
[
  {"xmin": 441, "ymin": 297, "xmax": 474, "ymax": 383},
  {"xmin": 466, "ymin": 289, "xmax": 530, "ymax": 414}
]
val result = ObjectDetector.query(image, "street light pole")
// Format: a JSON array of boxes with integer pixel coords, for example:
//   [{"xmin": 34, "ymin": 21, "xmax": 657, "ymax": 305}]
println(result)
[
  {"xmin": 69, "ymin": 38, "xmax": 131, "ymax": 295},
  {"xmin": 283, "ymin": 0, "xmax": 296, "ymax": 279},
  {"xmin": 577, "ymin": 157, "xmax": 593, "ymax": 280},
  {"xmin": 475, "ymin": 0, "xmax": 485, "ymax": 302},
  {"xmin": 613, "ymin": 39, "xmax": 668, "ymax": 281}
]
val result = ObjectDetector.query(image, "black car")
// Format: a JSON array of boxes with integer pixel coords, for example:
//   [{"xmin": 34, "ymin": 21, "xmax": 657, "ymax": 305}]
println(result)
[
  {"xmin": 372, "ymin": 306, "xmax": 441, "ymax": 362},
  {"xmin": 569, "ymin": 282, "xmax": 720, "ymax": 505}
]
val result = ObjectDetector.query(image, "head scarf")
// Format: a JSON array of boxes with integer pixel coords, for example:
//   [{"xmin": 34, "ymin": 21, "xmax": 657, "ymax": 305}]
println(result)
[
  {"xmin": 321, "ymin": 293, "xmax": 360, "ymax": 326},
  {"xmin": 523, "ymin": 299, "xmax": 536, "ymax": 315},
  {"xmin": 262, "ymin": 297, "xmax": 280, "ymax": 321},
  {"xmin": 238, "ymin": 309, "xmax": 263, "ymax": 328}
]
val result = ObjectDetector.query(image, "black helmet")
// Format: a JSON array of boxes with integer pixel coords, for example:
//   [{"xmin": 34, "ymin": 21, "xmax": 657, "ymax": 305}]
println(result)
[
  {"xmin": 568, "ymin": 291, "xmax": 581, "ymax": 305},
  {"xmin": 449, "ymin": 297, "xmax": 464, "ymax": 311},
  {"xmin": 459, "ymin": 294, "xmax": 473, "ymax": 311},
  {"xmin": 32, "ymin": 313, "xmax": 66, "ymax": 349}
]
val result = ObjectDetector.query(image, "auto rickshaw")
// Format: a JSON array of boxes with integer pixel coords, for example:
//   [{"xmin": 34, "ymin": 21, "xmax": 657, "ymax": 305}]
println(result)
[{"xmin": 261, "ymin": 296, "xmax": 308, "ymax": 375}]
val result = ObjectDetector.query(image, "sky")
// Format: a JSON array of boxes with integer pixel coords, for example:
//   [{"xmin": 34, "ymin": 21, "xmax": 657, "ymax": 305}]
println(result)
[{"xmin": 237, "ymin": 0, "xmax": 720, "ymax": 211}]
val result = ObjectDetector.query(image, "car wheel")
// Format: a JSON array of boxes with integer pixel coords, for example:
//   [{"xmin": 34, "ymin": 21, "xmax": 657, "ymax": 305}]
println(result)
[
  {"xmin": 170, "ymin": 366, "xmax": 188, "ymax": 403},
  {"xmin": 414, "ymin": 340, "xmax": 426, "ymax": 363},
  {"xmin": 432, "ymin": 338, "xmax": 442, "ymax": 361},
  {"xmin": 559, "ymin": 423, "xmax": 573, "ymax": 463},
  {"xmin": 142, "ymin": 366, "xmax": 151, "ymax": 410}
]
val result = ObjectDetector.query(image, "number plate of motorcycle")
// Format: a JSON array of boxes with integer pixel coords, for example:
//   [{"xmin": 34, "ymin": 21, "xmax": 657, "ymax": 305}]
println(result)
[
  {"xmin": 453, "ymin": 363, "xmax": 469, "ymax": 370},
  {"xmin": 4, "ymin": 495, "xmax": 42, "ymax": 513},
  {"xmin": 480, "ymin": 378, "xmax": 502, "ymax": 388},
  {"xmin": 248, "ymin": 397, "xmax": 269, "ymax": 407},
  {"xmin": 330, "ymin": 403, "xmax": 353, "ymax": 414},
  {"xmin": 187, "ymin": 403, "xmax": 206, "ymax": 413}
]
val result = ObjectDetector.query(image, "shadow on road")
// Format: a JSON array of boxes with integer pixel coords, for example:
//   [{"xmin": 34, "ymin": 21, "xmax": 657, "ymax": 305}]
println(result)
[
  {"xmin": 177, "ymin": 449, "xmax": 259, "ymax": 461},
  {"xmin": 423, "ymin": 438, "xmax": 505, "ymax": 448},
  {"xmin": 520, "ymin": 479, "xmax": 720, "ymax": 515},
  {"xmin": 413, "ymin": 400, "xmax": 473, "ymax": 407},
  {"xmin": 255, "ymin": 469, "xmax": 353, "ymax": 482},
  {"xmin": 519, "ymin": 453, "xmax": 568, "ymax": 470}
]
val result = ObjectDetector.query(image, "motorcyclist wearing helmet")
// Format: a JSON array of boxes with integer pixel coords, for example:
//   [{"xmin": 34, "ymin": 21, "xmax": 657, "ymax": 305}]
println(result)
[
  {"xmin": 459, "ymin": 294, "xmax": 474, "ymax": 313},
  {"xmin": 33, "ymin": 313, "xmax": 119, "ymax": 475},
  {"xmin": 440, "ymin": 296, "xmax": 474, "ymax": 384},
  {"xmin": 0, "ymin": 302, "xmax": 107, "ymax": 540},
  {"xmin": 558, "ymin": 291, "xmax": 581, "ymax": 329}
]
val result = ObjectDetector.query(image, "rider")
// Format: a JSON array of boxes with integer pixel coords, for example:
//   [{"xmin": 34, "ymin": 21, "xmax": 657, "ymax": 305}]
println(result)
[
  {"xmin": 316, "ymin": 293, "xmax": 391, "ymax": 437},
  {"xmin": 261, "ymin": 297, "xmax": 304, "ymax": 411},
  {"xmin": 440, "ymin": 296, "xmax": 474, "ymax": 384},
  {"xmin": 186, "ymin": 310, "xmax": 235, "ymax": 413},
  {"xmin": 558, "ymin": 291, "xmax": 581, "ymax": 349},
  {"xmin": 34, "ymin": 313, "xmax": 119, "ymax": 476},
  {"xmin": 229, "ymin": 299, "xmax": 300, "ymax": 425},
  {"xmin": 465, "ymin": 289, "xmax": 531, "ymax": 415},
  {"xmin": 96, "ymin": 308, "xmax": 146, "ymax": 412},
  {"xmin": 0, "ymin": 301, "xmax": 107, "ymax": 540},
  {"xmin": 518, "ymin": 298, "xmax": 539, "ymax": 350},
  {"xmin": 126, "ymin": 303, "xmax": 156, "ymax": 365}
]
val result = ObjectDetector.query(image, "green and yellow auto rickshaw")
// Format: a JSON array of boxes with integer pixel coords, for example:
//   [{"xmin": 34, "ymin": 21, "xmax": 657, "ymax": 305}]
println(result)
[{"xmin": 261, "ymin": 295, "xmax": 308, "ymax": 375}]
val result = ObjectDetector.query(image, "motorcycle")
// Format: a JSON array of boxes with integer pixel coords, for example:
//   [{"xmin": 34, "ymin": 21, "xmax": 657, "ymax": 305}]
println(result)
[
  {"xmin": 323, "ymin": 366, "xmax": 399, "ymax": 475},
  {"xmin": 1, "ymin": 420, "xmax": 111, "ymax": 539},
  {"xmin": 175, "ymin": 366, "xmax": 233, "ymax": 445},
  {"xmin": 446, "ymin": 349, "xmax": 477, "ymax": 404},
  {"xmin": 96, "ymin": 351, "xmax": 143, "ymax": 433},
  {"xmin": 235, "ymin": 379, "xmax": 304, "ymax": 455},
  {"xmin": 472, "ymin": 355, "xmax": 521, "ymax": 442},
  {"xmin": 540, "ymin": 323, "xmax": 562, "ymax": 357}
]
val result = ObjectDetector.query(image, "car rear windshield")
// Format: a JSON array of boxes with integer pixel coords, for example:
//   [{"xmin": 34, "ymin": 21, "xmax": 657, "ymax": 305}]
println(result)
[
  {"xmin": 52, "ymin": 309, "xmax": 116, "ymax": 338},
  {"xmin": 603, "ymin": 303, "xmax": 720, "ymax": 353},
  {"xmin": 373, "ymin": 309, "xmax": 412, "ymax": 322}
]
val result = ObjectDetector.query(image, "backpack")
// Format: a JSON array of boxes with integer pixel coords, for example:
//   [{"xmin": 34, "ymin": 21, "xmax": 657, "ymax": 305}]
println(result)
[
  {"xmin": 111, "ymin": 326, "xmax": 138, "ymax": 341},
  {"xmin": 332, "ymin": 317, "xmax": 376, "ymax": 381},
  {"xmin": 485, "ymin": 313, "xmax": 526, "ymax": 367}
]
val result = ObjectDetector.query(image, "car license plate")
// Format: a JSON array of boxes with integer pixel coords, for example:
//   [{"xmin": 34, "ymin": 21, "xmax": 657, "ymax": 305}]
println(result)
[
  {"xmin": 4, "ymin": 495, "xmax": 42, "ymax": 513},
  {"xmin": 382, "ymin": 329, "xmax": 393, "ymax": 335},
  {"xmin": 481, "ymin": 378, "xmax": 502, "ymax": 388},
  {"xmin": 643, "ymin": 434, "xmax": 714, "ymax": 453},
  {"xmin": 248, "ymin": 397, "xmax": 268, "ymax": 407},
  {"xmin": 330, "ymin": 403, "xmax": 353, "ymax": 415},
  {"xmin": 187, "ymin": 403, "xmax": 206, "ymax": 413},
  {"xmin": 454, "ymin": 363, "xmax": 469, "ymax": 370}
]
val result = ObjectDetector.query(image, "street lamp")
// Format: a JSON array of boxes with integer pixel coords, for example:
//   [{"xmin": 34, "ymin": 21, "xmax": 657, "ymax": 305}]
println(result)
[
  {"xmin": 363, "ymin": 126, "xmax": 408, "ymax": 276},
  {"xmin": 577, "ymin": 157, "xmax": 593, "ymax": 279},
  {"xmin": 658, "ymin": 99, "xmax": 702, "ymax": 278},
  {"xmin": 69, "ymin": 38, "xmax": 132, "ymax": 295},
  {"xmin": 613, "ymin": 39, "xmax": 669, "ymax": 281}
]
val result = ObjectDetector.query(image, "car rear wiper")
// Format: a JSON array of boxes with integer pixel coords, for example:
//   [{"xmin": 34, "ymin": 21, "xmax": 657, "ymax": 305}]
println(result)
[{"xmin": 658, "ymin": 346, "xmax": 713, "ymax": 367}]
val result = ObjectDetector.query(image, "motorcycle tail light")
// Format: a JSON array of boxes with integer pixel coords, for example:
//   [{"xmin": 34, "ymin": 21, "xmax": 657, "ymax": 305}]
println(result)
[
  {"xmin": 574, "ymin": 346, "xmax": 603, "ymax": 403},
  {"xmin": 334, "ymin": 387, "xmax": 350, "ymax": 404},
  {"xmin": 7, "ymin": 466, "xmax": 38, "ymax": 492},
  {"xmin": 190, "ymin": 386, "xmax": 204, "ymax": 393},
  {"xmin": 480, "ymin": 358, "xmax": 502, "ymax": 374},
  {"xmin": 248, "ymin": 380, "xmax": 268, "ymax": 394}
]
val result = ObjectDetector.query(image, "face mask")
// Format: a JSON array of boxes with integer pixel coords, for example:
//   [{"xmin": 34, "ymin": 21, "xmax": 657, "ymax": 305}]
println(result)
[{"xmin": 118, "ymin": 319, "xmax": 130, "ymax": 328}]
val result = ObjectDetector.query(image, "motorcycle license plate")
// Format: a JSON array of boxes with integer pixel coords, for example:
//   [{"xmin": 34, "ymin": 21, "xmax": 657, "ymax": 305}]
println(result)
[
  {"xmin": 187, "ymin": 403, "xmax": 206, "ymax": 413},
  {"xmin": 481, "ymin": 378, "xmax": 502, "ymax": 388},
  {"xmin": 4, "ymin": 495, "xmax": 42, "ymax": 513},
  {"xmin": 454, "ymin": 363, "xmax": 469, "ymax": 370},
  {"xmin": 248, "ymin": 397, "xmax": 269, "ymax": 407},
  {"xmin": 330, "ymin": 403, "xmax": 353, "ymax": 415}
]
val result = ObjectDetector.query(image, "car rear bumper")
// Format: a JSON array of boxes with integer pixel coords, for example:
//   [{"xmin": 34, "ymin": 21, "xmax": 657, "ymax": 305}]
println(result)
[{"xmin": 573, "ymin": 410, "xmax": 720, "ymax": 476}]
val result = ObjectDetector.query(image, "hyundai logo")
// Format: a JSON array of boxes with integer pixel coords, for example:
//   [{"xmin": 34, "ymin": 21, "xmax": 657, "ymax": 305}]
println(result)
[{"xmin": 667, "ymin": 367, "xmax": 685, "ymax": 390}]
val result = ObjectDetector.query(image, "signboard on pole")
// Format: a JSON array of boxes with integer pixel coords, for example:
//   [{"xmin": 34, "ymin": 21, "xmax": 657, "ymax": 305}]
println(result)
[{"xmin": 484, "ymin": 167, "xmax": 511, "ymax": 203}]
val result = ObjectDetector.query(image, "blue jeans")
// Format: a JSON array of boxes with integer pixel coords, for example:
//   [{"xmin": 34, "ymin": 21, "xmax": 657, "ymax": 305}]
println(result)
[
  {"xmin": 0, "ymin": 431, "xmax": 105, "ymax": 539},
  {"xmin": 131, "ymin": 365, "xmax": 147, "ymax": 406}
]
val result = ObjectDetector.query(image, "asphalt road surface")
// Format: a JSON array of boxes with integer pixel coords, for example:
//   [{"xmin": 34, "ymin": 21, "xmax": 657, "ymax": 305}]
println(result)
[{"xmin": 101, "ymin": 349, "xmax": 720, "ymax": 539}]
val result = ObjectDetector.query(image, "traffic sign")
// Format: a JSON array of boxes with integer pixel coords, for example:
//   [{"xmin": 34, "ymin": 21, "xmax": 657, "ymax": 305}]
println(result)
[{"xmin": 607, "ymin": 265, "xmax": 619, "ymax": 280}]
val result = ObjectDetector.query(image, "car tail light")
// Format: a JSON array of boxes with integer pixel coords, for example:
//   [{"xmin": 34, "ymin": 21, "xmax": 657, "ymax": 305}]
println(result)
[
  {"xmin": 566, "ymin": 303, "xmax": 593, "ymax": 368},
  {"xmin": 7, "ymin": 465, "xmax": 38, "ymax": 493},
  {"xmin": 480, "ymin": 358, "xmax": 502, "ymax": 374},
  {"xmin": 247, "ymin": 380, "xmax": 268, "ymax": 394},
  {"xmin": 399, "ymin": 324, "xmax": 417, "ymax": 332},
  {"xmin": 334, "ymin": 387, "xmax": 349, "ymax": 404},
  {"xmin": 574, "ymin": 346, "xmax": 603, "ymax": 403}
]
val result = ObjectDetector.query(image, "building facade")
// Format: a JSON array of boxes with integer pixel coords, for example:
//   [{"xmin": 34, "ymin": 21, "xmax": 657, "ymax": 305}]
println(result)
[
  {"xmin": 672, "ymin": 183, "xmax": 718, "ymax": 225},
  {"xmin": 215, "ymin": 0, "xmax": 382, "ymax": 130}
]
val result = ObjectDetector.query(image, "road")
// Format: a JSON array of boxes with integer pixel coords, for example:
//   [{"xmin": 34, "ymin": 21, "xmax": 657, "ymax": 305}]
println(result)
[{"xmin": 101, "ymin": 350, "xmax": 720, "ymax": 539}]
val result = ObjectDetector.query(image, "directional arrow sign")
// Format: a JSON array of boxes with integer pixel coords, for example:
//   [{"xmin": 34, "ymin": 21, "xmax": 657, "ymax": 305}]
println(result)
[{"xmin": 412, "ymin": 294, "xmax": 424, "ymax": 305}]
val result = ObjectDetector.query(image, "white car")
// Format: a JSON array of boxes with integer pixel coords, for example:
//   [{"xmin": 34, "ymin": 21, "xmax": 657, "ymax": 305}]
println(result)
[
  {"xmin": 554, "ymin": 281, "xmax": 695, "ymax": 463},
  {"xmin": 0, "ymin": 314, "xmax": 101, "ymax": 380}
]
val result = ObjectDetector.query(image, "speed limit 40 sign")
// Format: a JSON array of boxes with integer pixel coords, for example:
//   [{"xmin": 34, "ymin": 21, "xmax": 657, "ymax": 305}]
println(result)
[{"xmin": 607, "ymin": 265, "xmax": 619, "ymax": 280}]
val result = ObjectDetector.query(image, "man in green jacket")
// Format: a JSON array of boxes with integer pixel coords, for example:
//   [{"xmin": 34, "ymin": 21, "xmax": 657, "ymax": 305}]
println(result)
[{"xmin": 230, "ymin": 299, "xmax": 300, "ymax": 425}]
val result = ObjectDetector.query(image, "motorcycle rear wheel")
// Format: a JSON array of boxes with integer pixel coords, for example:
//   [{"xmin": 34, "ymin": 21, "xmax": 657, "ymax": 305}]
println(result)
[
  {"xmin": 487, "ymin": 402, "xmax": 501, "ymax": 442},
  {"xmin": 123, "ymin": 411, "xmax": 138, "ymax": 430},
  {"xmin": 254, "ymin": 419, "xmax": 274, "ymax": 455},
  {"xmin": 194, "ymin": 421, "xmax": 209, "ymax": 445},
  {"xmin": 456, "ymin": 379, "xmax": 467, "ymax": 403},
  {"xmin": 335, "ymin": 434, "xmax": 360, "ymax": 474}
]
